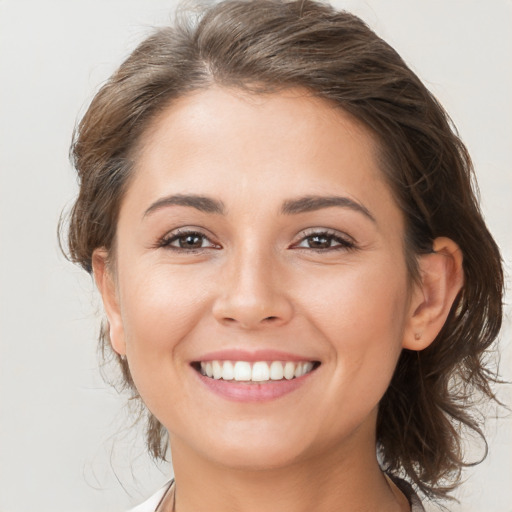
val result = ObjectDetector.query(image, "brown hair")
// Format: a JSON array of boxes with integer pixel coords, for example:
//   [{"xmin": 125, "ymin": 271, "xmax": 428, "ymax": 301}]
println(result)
[{"xmin": 65, "ymin": 0, "xmax": 504, "ymax": 501}]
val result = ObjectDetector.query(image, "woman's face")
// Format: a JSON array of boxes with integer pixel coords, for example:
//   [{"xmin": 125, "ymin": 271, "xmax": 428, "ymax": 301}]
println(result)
[{"xmin": 99, "ymin": 87, "xmax": 420, "ymax": 470}]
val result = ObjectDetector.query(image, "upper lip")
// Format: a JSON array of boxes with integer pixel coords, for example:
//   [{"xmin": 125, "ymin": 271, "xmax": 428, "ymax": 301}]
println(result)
[{"xmin": 192, "ymin": 349, "xmax": 319, "ymax": 363}]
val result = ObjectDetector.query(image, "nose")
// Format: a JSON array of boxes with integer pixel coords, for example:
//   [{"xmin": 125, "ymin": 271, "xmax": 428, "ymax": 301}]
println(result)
[{"xmin": 212, "ymin": 249, "xmax": 294, "ymax": 330}]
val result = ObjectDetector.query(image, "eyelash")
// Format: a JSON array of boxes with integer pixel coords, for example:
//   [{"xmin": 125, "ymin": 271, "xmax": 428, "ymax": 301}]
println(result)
[
  {"xmin": 157, "ymin": 229, "xmax": 356, "ymax": 253},
  {"xmin": 157, "ymin": 229, "xmax": 219, "ymax": 253},
  {"xmin": 293, "ymin": 230, "xmax": 356, "ymax": 252}
]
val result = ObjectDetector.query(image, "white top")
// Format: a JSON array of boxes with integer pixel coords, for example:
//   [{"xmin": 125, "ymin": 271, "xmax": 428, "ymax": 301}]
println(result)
[{"xmin": 127, "ymin": 481, "xmax": 173, "ymax": 512}]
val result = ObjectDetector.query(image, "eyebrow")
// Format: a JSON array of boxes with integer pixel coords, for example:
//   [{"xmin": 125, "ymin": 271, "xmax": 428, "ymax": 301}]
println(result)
[
  {"xmin": 143, "ymin": 193, "xmax": 375, "ymax": 223},
  {"xmin": 281, "ymin": 195, "xmax": 376, "ymax": 222},
  {"xmin": 144, "ymin": 194, "xmax": 225, "ymax": 217}
]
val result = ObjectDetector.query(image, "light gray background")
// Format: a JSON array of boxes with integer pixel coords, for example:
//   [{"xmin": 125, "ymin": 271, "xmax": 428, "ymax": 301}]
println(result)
[{"xmin": 1, "ymin": 1, "xmax": 511, "ymax": 511}]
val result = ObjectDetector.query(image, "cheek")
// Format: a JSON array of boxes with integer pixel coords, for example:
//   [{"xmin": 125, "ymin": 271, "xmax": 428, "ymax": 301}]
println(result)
[
  {"xmin": 300, "ymin": 256, "xmax": 409, "ymax": 336},
  {"xmin": 118, "ymin": 265, "xmax": 210, "ymax": 359},
  {"xmin": 295, "ymin": 265, "xmax": 409, "ymax": 440},
  {"xmin": 298, "ymin": 258, "xmax": 410, "ymax": 391},
  {"xmin": 115, "ymin": 265, "xmax": 212, "ymax": 421}
]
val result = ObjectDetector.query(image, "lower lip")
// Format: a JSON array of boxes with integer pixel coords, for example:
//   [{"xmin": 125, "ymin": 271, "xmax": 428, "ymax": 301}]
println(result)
[{"xmin": 194, "ymin": 370, "xmax": 316, "ymax": 402}]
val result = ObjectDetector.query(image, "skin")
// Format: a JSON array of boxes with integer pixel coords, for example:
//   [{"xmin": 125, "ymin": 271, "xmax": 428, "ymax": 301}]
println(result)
[{"xmin": 94, "ymin": 87, "xmax": 463, "ymax": 512}]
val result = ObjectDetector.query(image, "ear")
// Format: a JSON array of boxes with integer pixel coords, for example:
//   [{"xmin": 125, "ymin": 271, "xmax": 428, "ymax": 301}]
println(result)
[
  {"xmin": 403, "ymin": 237, "xmax": 464, "ymax": 351},
  {"xmin": 92, "ymin": 248, "xmax": 126, "ymax": 356}
]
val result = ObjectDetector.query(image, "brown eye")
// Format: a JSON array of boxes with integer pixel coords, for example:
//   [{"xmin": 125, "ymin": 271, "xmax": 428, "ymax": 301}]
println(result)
[
  {"xmin": 159, "ymin": 230, "xmax": 218, "ymax": 251},
  {"xmin": 294, "ymin": 231, "xmax": 355, "ymax": 252},
  {"xmin": 307, "ymin": 234, "xmax": 333, "ymax": 249},
  {"xmin": 177, "ymin": 233, "xmax": 205, "ymax": 249}
]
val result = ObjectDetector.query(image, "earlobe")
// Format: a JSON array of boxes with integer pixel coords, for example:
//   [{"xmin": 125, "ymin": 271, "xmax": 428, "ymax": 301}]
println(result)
[
  {"xmin": 403, "ymin": 237, "xmax": 464, "ymax": 351},
  {"xmin": 92, "ymin": 249, "xmax": 127, "ymax": 356}
]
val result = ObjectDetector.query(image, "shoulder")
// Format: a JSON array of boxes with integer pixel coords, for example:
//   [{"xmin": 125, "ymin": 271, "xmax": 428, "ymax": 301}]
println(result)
[{"xmin": 126, "ymin": 481, "xmax": 173, "ymax": 512}]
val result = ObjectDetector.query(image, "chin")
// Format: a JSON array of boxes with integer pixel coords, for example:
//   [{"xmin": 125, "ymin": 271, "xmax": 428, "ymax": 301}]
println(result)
[
  {"xmin": 206, "ymin": 442, "xmax": 305, "ymax": 472},
  {"xmin": 181, "ymin": 422, "xmax": 313, "ymax": 471}
]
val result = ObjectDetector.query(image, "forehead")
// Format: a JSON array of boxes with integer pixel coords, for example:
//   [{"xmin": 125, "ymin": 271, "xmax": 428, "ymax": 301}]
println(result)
[
  {"xmin": 124, "ymin": 86, "xmax": 399, "ymax": 226},
  {"xmin": 139, "ymin": 86, "xmax": 377, "ymax": 162}
]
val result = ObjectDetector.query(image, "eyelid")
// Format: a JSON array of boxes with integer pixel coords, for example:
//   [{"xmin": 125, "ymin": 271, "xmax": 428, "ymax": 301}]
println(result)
[
  {"xmin": 296, "ymin": 227, "xmax": 355, "ymax": 242},
  {"xmin": 157, "ymin": 227, "xmax": 221, "ymax": 251},
  {"xmin": 155, "ymin": 226, "xmax": 356, "ymax": 252},
  {"xmin": 291, "ymin": 228, "xmax": 357, "ymax": 250}
]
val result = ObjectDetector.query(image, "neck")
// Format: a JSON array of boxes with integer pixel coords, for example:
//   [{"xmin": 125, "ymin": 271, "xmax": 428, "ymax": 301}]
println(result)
[{"xmin": 168, "ymin": 430, "xmax": 409, "ymax": 512}]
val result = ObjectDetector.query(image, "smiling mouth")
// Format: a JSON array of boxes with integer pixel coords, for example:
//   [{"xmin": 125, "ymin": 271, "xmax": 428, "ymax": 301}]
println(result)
[{"xmin": 192, "ymin": 360, "xmax": 320, "ymax": 382}]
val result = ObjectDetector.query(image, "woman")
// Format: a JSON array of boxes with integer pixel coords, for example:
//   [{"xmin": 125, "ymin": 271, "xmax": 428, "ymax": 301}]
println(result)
[{"xmin": 65, "ymin": 1, "xmax": 504, "ymax": 510}]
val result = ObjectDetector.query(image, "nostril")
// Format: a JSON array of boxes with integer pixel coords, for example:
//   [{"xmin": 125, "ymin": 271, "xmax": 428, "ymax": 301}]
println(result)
[{"xmin": 264, "ymin": 316, "xmax": 278, "ymax": 322}]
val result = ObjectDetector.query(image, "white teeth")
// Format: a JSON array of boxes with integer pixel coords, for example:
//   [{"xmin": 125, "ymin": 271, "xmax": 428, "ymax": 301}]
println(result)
[
  {"xmin": 198, "ymin": 360, "xmax": 316, "ymax": 382},
  {"xmin": 252, "ymin": 361, "xmax": 270, "ymax": 382},
  {"xmin": 212, "ymin": 360, "xmax": 222, "ymax": 380},
  {"xmin": 284, "ymin": 361, "xmax": 295, "ymax": 380},
  {"xmin": 222, "ymin": 361, "xmax": 234, "ymax": 380},
  {"xmin": 270, "ymin": 361, "xmax": 284, "ymax": 380},
  {"xmin": 234, "ymin": 361, "xmax": 252, "ymax": 381}
]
